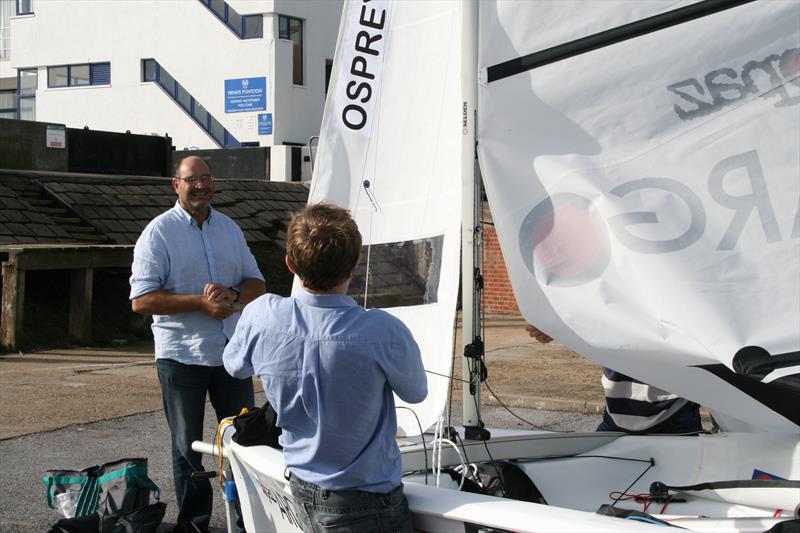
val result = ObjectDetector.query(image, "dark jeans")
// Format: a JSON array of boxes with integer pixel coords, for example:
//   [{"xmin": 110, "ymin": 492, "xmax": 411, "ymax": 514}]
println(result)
[
  {"xmin": 156, "ymin": 359, "xmax": 254, "ymax": 530},
  {"xmin": 289, "ymin": 475, "xmax": 413, "ymax": 533},
  {"xmin": 596, "ymin": 401, "xmax": 702, "ymax": 435}
]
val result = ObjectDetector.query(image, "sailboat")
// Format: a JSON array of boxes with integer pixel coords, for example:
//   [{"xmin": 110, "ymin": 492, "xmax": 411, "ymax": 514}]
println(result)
[{"xmin": 194, "ymin": 0, "xmax": 800, "ymax": 531}]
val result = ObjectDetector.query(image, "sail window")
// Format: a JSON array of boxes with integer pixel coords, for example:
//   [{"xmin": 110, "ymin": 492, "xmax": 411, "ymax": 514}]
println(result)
[{"xmin": 349, "ymin": 236, "xmax": 444, "ymax": 309}]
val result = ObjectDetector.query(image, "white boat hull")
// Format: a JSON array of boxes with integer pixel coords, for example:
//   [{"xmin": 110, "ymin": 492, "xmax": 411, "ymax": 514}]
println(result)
[{"xmin": 198, "ymin": 429, "xmax": 799, "ymax": 533}]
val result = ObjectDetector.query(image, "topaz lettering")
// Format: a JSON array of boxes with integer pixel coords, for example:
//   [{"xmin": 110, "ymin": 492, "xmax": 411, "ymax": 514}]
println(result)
[{"xmin": 667, "ymin": 47, "xmax": 800, "ymax": 121}]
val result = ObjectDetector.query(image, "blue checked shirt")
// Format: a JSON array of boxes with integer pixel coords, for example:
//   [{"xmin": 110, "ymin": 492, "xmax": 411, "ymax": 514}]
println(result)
[
  {"xmin": 130, "ymin": 202, "xmax": 264, "ymax": 366},
  {"xmin": 223, "ymin": 288, "xmax": 427, "ymax": 493}
]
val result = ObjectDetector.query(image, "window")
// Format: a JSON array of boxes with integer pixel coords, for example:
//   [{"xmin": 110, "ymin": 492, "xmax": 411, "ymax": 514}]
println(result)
[
  {"xmin": 16, "ymin": 0, "xmax": 32, "ymax": 15},
  {"xmin": 69, "ymin": 64, "xmax": 90, "ymax": 86},
  {"xmin": 209, "ymin": 0, "xmax": 225, "ymax": 20},
  {"xmin": 192, "ymin": 100, "xmax": 209, "ymax": 128},
  {"xmin": 17, "ymin": 67, "xmax": 36, "ymax": 120},
  {"xmin": 158, "ymin": 68, "xmax": 175, "ymax": 96},
  {"xmin": 0, "ymin": 89, "xmax": 15, "ymax": 119},
  {"xmin": 242, "ymin": 15, "xmax": 262, "ymax": 39},
  {"xmin": 18, "ymin": 67, "xmax": 36, "ymax": 95},
  {"xmin": 200, "ymin": 0, "xmax": 261, "ymax": 39},
  {"xmin": 141, "ymin": 58, "xmax": 156, "ymax": 82},
  {"xmin": 279, "ymin": 15, "xmax": 303, "ymax": 85},
  {"xmin": 140, "ymin": 57, "xmax": 240, "ymax": 148},
  {"xmin": 47, "ymin": 62, "xmax": 110, "ymax": 88},
  {"xmin": 48, "ymin": 65, "xmax": 68, "ymax": 87},
  {"xmin": 1, "ymin": 0, "xmax": 11, "ymax": 60},
  {"xmin": 176, "ymin": 84, "xmax": 191, "ymax": 111},
  {"xmin": 90, "ymin": 62, "xmax": 110, "ymax": 85},
  {"xmin": 325, "ymin": 59, "xmax": 333, "ymax": 94}
]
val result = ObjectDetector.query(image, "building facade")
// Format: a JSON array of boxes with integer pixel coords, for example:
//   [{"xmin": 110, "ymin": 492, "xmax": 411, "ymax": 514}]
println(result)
[{"xmin": 0, "ymin": 0, "xmax": 343, "ymax": 181}]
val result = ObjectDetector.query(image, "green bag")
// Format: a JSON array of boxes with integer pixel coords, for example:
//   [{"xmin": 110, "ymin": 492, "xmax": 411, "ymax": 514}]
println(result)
[{"xmin": 42, "ymin": 458, "xmax": 159, "ymax": 521}]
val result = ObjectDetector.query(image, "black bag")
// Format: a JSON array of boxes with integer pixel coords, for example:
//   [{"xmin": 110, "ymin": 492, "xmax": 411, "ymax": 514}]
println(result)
[
  {"xmin": 109, "ymin": 502, "xmax": 166, "ymax": 533},
  {"xmin": 232, "ymin": 400, "xmax": 282, "ymax": 449},
  {"xmin": 43, "ymin": 458, "xmax": 162, "ymax": 533},
  {"xmin": 448, "ymin": 460, "xmax": 547, "ymax": 504}
]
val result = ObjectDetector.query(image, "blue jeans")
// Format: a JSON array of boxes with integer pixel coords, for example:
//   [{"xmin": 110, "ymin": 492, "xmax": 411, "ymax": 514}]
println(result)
[
  {"xmin": 156, "ymin": 359, "xmax": 254, "ymax": 530},
  {"xmin": 289, "ymin": 475, "xmax": 413, "ymax": 533}
]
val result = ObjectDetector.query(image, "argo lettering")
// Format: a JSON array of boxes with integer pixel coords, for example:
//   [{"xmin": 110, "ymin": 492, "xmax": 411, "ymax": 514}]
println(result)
[{"xmin": 521, "ymin": 150, "xmax": 800, "ymax": 286}]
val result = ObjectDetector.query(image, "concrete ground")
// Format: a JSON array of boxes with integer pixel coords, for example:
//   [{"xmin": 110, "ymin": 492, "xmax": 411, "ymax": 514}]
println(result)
[
  {"xmin": 0, "ymin": 313, "xmax": 605, "ymax": 440},
  {"xmin": 0, "ymin": 313, "xmax": 609, "ymax": 531}
]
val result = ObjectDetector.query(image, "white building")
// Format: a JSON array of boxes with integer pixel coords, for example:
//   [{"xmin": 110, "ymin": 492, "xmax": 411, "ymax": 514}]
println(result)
[{"xmin": 0, "ymin": 0, "xmax": 343, "ymax": 180}]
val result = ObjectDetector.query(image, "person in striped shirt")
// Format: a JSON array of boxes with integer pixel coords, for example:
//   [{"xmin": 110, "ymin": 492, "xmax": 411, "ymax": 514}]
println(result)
[{"xmin": 525, "ymin": 324, "xmax": 702, "ymax": 435}]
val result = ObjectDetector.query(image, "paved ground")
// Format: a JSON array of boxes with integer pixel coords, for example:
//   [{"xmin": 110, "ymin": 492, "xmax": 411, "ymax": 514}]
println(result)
[
  {"xmin": 0, "ymin": 314, "xmax": 605, "ymax": 440},
  {"xmin": 0, "ymin": 313, "xmax": 608, "ymax": 531}
]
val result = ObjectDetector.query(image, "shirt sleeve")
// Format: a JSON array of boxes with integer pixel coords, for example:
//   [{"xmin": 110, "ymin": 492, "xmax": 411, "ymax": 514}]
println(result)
[
  {"xmin": 129, "ymin": 226, "xmax": 169, "ymax": 300},
  {"xmin": 380, "ymin": 319, "xmax": 428, "ymax": 404},
  {"xmin": 223, "ymin": 304, "xmax": 257, "ymax": 378}
]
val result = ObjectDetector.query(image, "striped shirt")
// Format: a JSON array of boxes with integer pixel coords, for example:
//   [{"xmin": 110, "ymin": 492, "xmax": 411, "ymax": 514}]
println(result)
[{"xmin": 601, "ymin": 368, "xmax": 698, "ymax": 433}]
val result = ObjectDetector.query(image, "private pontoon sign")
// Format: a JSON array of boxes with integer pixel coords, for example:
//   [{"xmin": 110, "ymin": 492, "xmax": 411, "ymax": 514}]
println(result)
[{"xmin": 225, "ymin": 77, "xmax": 266, "ymax": 113}]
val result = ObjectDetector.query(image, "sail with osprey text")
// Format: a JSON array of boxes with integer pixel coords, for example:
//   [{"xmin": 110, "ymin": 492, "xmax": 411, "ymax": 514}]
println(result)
[
  {"xmin": 308, "ymin": 0, "xmax": 462, "ymax": 435},
  {"xmin": 478, "ymin": 0, "xmax": 800, "ymax": 431}
]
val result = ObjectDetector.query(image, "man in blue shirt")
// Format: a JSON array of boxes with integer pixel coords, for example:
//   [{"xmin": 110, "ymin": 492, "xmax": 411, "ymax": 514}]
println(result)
[
  {"xmin": 224, "ymin": 203, "xmax": 427, "ymax": 532},
  {"xmin": 130, "ymin": 156, "xmax": 266, "ymax": 533}
]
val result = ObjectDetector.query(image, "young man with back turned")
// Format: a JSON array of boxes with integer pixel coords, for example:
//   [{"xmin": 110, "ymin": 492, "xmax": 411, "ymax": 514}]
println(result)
[{"xmin": 224, "ymin": 202, "xmax": 427, "ymax": 532}]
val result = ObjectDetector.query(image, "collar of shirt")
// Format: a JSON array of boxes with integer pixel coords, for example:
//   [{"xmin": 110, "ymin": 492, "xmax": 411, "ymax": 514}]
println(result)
[
  {"xmin": 171, "ymin": 200, "xmax": 215, "ymax": 226},
  {"xmin": 295, "ymin": 287, "xmax": 358, "ymax": 309}
]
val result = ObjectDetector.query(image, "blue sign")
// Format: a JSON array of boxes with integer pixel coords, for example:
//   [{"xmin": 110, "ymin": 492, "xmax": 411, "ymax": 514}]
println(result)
[
  {"xmin": 258, "ymin": 113, "xmax": 273, "ymax": 135},
  {"xmin": 224, "ymin": 77, "xmax": 266, "ymax": 113}
]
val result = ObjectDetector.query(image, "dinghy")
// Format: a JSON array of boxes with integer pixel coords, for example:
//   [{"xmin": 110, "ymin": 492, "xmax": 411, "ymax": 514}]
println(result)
[{"xmin": 195, "ymin": 1, "xmax": 800, "ymax": 531}]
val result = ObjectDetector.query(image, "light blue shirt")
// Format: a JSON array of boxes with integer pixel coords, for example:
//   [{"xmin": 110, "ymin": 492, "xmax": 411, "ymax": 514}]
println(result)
[
  {"xmin": 130, "ymin": 202, "xmax": 264, "ymax": 366},
  {"xmin": 223, "ymin": 288, "xmax": 427, "ymax": 493}
]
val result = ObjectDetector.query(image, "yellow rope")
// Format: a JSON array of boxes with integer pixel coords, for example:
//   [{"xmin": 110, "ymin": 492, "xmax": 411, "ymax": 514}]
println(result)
[{"xmin": 214, "ymin": 407, "xmax": 249, "ymax": 488}]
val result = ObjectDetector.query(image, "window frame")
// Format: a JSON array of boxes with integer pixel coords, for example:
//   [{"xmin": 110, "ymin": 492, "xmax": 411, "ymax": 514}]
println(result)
[
  {"xmin": 199, "ymin": 0, "xmax": 262, "ymax": 39},
  {"xmin": 16, "ymin": 67, "xmax": 36, "ymax": 119},
  {"xmin": 16, "ymin": 0, "xmax": 33, "ymax": 15},
  {"xmin": 278, "ymin": 15, "xmax": 304, "ymax": 86},
  {"xmin": 0, "ymin": 89, "xmax": 16, "ymax": 119},
  {"xmin": 47, "ymin": 62, "xmax": 110, "ymax": 88},
  {"xmin": 139, "ymin": 57, "xmax": 239, "ymax": 148}
]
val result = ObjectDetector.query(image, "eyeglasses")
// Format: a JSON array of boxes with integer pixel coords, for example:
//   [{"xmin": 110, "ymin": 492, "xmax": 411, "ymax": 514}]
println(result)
[{"xmin": 176, "ymin": 174, "xmax": 214, "ymax": 183}]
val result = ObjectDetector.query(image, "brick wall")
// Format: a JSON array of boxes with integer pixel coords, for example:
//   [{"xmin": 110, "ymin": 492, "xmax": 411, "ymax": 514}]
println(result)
[{"xmin": 482, "ymin": 225, "xmax": 520, "ymax": 314}]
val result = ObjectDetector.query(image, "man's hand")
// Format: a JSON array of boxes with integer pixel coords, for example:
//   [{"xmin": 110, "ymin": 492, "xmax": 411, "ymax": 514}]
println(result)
[
  {"xmin": 200, "ymin": 297, "xmax": 236, "ymax": 320},
  {"xmin": 204, "ymin": 283, "xmax": 237, "ymax": 304},
  {"xmin": 525, "ymin": 324, "xmax": 553, "ymax": 344}
]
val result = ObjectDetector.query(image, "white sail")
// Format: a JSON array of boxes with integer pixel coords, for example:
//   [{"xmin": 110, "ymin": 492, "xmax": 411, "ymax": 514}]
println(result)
[
  {"xmin": 308, "ymin": 0, "xmax": 462, "ymax": 434},
  {"xmin": 478, "ymin": 0, "xmax": 800, "ymax": 431}
]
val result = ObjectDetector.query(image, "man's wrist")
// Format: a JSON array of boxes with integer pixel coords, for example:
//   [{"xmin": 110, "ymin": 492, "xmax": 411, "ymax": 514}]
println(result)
[{"xmin": 230, "ymin": 287, "xmax": 240, "ymax": 303}]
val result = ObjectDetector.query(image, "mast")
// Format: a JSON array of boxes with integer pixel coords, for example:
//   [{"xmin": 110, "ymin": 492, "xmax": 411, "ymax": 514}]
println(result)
[{"xmin": 460, "ymin": 0, "xmax": 489, "ymax": 440}]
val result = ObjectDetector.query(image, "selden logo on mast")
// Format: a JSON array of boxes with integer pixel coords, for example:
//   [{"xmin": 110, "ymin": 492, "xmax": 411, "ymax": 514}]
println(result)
[
  {"xmin": 225, "ymin": 77, "xmax": 267, "ymax": 113},
  {"xmin": 334, "ymin": 0, "xmax": 393, "ymax": 136}
]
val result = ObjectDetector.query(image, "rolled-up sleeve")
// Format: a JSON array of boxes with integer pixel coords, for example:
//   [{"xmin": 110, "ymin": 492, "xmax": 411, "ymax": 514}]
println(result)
[
  {"xmin": 223, "ymin": 307, "xmax": 256, "ymax": 378},
  {"xmin": 129, "ymin": 227, "xmax": 169, "ymax": 300}
]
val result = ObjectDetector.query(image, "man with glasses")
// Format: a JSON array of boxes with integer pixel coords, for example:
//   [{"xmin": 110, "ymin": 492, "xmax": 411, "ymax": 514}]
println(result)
[{"xmin": 130, "ymin": 156, "xmax": 266, "ymax": 533}]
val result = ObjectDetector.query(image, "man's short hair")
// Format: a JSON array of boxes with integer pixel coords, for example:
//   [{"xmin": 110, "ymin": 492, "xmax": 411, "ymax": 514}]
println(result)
[
  {"xmin": 173, "ymin": 156, "xmax": 212, "ymax": 178},
  {"xmin": 287, "ymin": 203, "xmax": 362, "ymax": 292}
]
